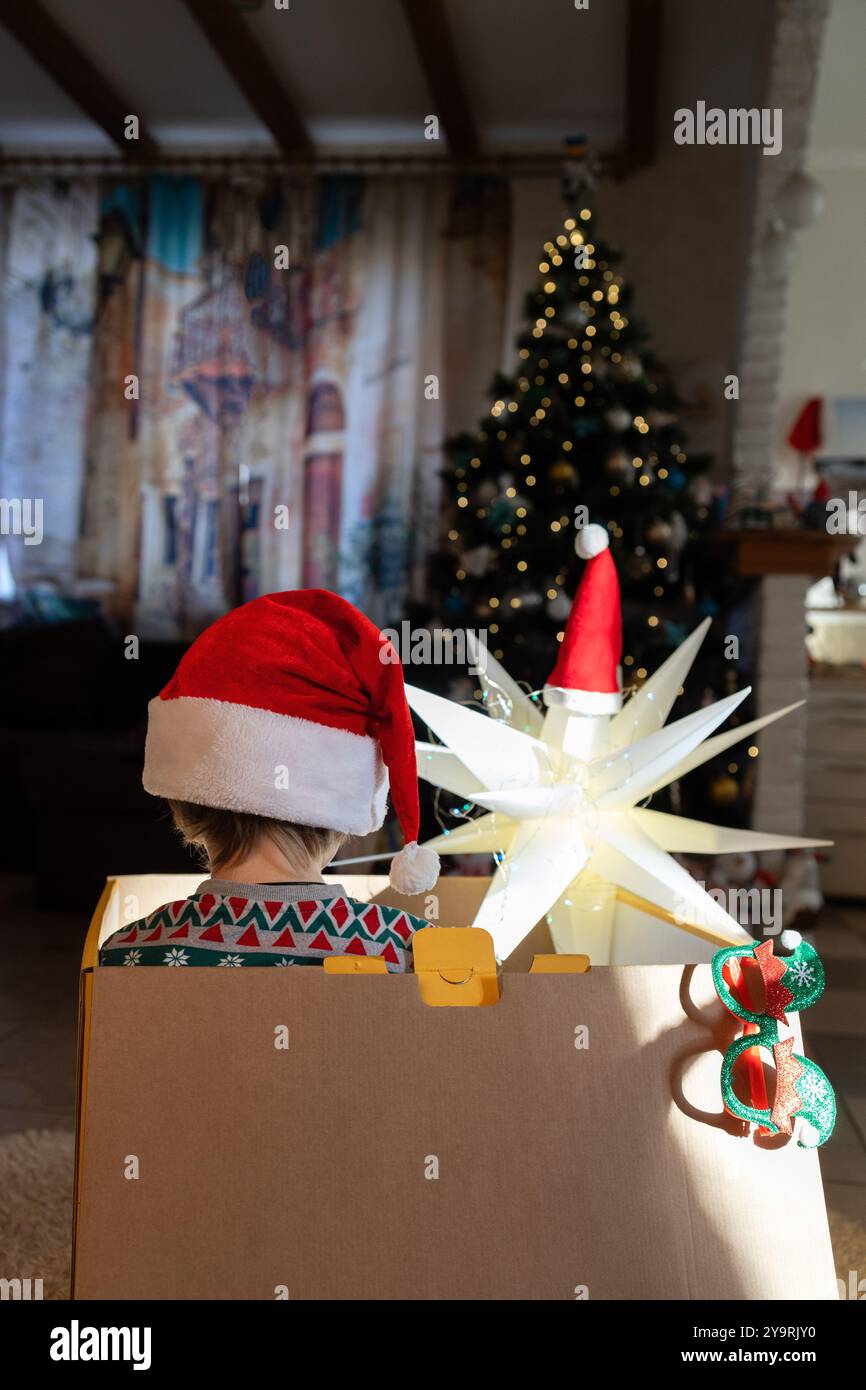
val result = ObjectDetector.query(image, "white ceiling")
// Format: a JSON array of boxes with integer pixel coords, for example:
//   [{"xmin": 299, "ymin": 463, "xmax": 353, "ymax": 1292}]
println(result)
[{"xmin": 0, "ymin": 0, "xmax": 628, "ymax": 155}]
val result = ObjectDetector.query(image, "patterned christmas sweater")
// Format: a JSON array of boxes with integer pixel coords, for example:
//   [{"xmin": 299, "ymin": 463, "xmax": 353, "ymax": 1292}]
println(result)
[{"xmin": 98, "ymin": 880, "xmax": 425, "ymax": 972}]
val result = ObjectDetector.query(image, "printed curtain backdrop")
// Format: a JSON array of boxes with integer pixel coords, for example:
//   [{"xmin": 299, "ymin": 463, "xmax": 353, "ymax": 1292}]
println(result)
[{"xmin": 0, "ymin": 173, "xmax": 510, "ymax": 637}]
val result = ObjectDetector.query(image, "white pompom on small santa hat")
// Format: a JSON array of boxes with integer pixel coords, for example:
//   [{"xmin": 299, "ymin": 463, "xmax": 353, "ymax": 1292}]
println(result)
[
  {"xmin": 142, "ymin": 589, "xmax": 440, "ymax": 894},
  {"xmin": 543, "ymin": 523, "xmax": 623, "ymax": 714}
]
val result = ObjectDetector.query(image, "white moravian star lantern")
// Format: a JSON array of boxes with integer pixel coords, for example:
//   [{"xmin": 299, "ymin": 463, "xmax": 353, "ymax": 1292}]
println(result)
[{"xmin": 407, "ymin": 525, "xmax": 827, "ymax": 964}]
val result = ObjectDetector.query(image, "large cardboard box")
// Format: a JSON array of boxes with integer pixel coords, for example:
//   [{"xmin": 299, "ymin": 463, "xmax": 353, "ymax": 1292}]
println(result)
[{"xmin": 72, "ymin": 875, "xmax": 838, "ymax": 1300}]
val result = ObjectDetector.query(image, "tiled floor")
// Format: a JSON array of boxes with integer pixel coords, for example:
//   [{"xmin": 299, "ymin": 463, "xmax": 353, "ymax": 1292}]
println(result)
[{"xmin": 1, "ymin": 873, "xmax": 864, "ymax": 1231}]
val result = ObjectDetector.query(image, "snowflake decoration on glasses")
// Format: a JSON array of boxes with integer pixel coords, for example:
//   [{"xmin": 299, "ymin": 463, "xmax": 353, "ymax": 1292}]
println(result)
[
  {"xmin": 123, "ymin": 950, "xmax": 142, "ymax": 967},
  {"xmin": 788, "ymin": 959, "xmax": 815, "ymax": 987},
  {"xmin": 163, "ymin": 947, "xmax": 190, "ymax": 967},
  {"xmin": 797, "ymin": 1071, "xmax": 827, "ymax": 1107},
  {"xmin": 218, "ymin": 954, "xmax": 245, "ymax": 967}
]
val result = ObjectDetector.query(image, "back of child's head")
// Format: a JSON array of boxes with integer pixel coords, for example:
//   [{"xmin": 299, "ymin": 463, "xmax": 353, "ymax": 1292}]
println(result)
[
  {"xmin": 144, "ymin": 590, "xmax": 439, "ymax": 895},
  {"xmin": 169, "ymin": 800, "xmax": 345, "ymax": 876}
]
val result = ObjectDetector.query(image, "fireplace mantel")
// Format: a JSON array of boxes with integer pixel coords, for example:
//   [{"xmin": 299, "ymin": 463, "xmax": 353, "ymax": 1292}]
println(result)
[{"xmin": 716, "ymin": 529, "xmax": 855, "ymax": 578}]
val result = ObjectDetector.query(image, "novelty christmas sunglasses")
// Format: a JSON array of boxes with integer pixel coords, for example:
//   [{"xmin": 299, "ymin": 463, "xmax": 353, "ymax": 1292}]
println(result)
[{"xmin": 711, "ymin": 938, "xmax": 835, "ymax": 1149}]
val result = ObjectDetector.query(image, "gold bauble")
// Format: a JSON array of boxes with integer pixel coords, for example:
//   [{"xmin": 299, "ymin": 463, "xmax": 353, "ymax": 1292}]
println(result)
[
  {"xmin": 604, "ymin": 449, "xmax": 631, "ymax": 477},
  {"xmin": 645, "ymin": 518, "xmax": 673, "ymax": 545},
  {"xmin": 710, "ymin": 773, "xmax": 739, "ymax": 806}
]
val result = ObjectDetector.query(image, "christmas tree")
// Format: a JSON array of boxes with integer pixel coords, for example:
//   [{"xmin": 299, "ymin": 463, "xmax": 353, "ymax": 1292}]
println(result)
[{"xmin": 432, "ymin": 197, "xmax": 755, "ymax": 824}]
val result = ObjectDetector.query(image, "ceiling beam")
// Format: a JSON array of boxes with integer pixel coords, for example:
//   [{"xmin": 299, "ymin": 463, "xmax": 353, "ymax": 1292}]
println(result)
[
  {"xmin": 180, "ymin": 0, "xmax": 312, "ymax": 157},
  {"xmin": 625, "ymin": 0, "xmax": 663, "ymax": 169},
  {"xmin": 399, "ymin": 0, "xmax": 479, "ymax": 158},
  {"xmin": 0, "ymin": 0, "xmax": 160, "ymax": 160}
]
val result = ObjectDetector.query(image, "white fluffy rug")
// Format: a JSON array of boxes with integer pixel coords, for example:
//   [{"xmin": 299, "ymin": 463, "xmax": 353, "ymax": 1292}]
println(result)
[{"xmin": 0, "ymin": 1128, "xmax": 74, "ymax": 1300}]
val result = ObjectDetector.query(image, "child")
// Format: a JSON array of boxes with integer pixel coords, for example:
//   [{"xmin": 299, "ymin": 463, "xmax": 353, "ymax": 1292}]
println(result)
[{"xmin": 99, "ymin": 589, "xmax": 440, "ymax": 970}]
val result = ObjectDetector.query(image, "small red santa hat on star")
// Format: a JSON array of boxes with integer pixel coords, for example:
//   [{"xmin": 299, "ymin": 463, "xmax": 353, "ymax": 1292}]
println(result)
[
  {"xmin": 142, "ymin": 589, "xmax": 440, "ymax": 894},
  {"xmin": 543, "ymin": 523, "xmax": 622, "ymax": 713}
]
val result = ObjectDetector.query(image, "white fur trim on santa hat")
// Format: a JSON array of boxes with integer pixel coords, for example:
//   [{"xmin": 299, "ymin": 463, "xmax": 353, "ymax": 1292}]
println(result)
[
  {"xmin": 143, "ymin": 696, "xmax": 389, "ymax": 836},
  {"xmin": 542, "ymin": 682, "xmax": 622, "ymax": 714},
  {"xmin": 575, "ymin": 523, "xmax": 610, "ymax": 559}
]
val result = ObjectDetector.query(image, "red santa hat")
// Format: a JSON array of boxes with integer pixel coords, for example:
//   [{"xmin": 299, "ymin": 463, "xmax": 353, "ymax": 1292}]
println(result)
[
  {"xmin": 787, "ymin": 396, "xmax": 822, "ymax": 456},
  {"xmin": 142, "ymin": 589, "xmax": 440, "ymax": 894},
  {"xmin": 543, "ymin": 524, "xmax": 622, "ymax": 713}
]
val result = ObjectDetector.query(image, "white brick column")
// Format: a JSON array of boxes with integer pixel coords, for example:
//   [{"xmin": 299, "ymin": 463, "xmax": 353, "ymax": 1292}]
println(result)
[
  {"xmin": 731, "ymin": 0, "xmax": 831, "ymax": 505},
  {"xmin": 751, "ymin": 575, "xmax": 811, "ymax": 834},
  {"xmin": 731, "ymin": 0, "xmax": 831, "ymax": 832}
]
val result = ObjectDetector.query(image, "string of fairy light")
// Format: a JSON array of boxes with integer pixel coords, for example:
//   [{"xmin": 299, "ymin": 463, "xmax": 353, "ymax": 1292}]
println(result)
[{"xmin": 446, "ymin": 207, "xmax": 719, "ymax": 683}]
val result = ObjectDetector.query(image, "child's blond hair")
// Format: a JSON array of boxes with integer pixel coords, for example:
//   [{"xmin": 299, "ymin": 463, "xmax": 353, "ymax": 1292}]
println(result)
[{"xmin": 169, "ymin": 801, "xmax": 346, "ymax": 875}]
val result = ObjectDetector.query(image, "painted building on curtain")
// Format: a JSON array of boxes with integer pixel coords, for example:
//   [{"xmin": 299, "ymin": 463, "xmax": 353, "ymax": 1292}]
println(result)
[
  {"xmin": 133, "ymin": 175, "xmax": 366, "ymax": 638},
  {"xmin": 3, "ymin": 173, "xmax": 508, "ymax": 637}
]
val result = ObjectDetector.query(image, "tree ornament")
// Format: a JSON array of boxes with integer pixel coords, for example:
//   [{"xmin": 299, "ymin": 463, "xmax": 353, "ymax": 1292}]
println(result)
[
  {"xmin": 687, "ymin": 475, "xmax": 714, "ymax": 507},
  {"xmin": 561, "ymin": 137, "xmax": 599, "ymax": 203},
  {"xmin": 572, "ymin": 415, "xmax": 602, "ymax": 439},
  {"xmin": 665, "ymin": 511, "xmax": 689, "ymax": 582},
  {"xmin": 623, "ymin": 551, "xmax": 651, "ymax": 581},
  {"xmin": 645, "ymin": 517, "xmax": 673, "ymax": 546},
  {"xmin": 459, "ymin": 545, "xmax": 493, "ymax": 578},
  {"xmin": 546, "ymin": 589, "xmax": 572, "ymax": 621},
  {"xmin": 410, "ymin": 528, "xmax": 824, "ymax": 963},
  {"xmin": 604, "ymin": 448, "xmax": 631, "ymax": 479},
  {"xmin": 606, "ymin": 405, "xmax": 631, "ymax": 433},
  {"xmin": 561, "ymin": 301, "xmax": 589, "ymax": 330},
  {"xmin": 503, "ymin": 587, "xmax": 543, "ymax": 611},
  {"xmin": 617, "ymin": 353, "xmax": 644, "ymax": 382},
  {"xmin": 710, "ymin": 772, "xmax": 739, "ymax": 807},
  {"xmin": 488, "ymin": 477, "xmax": 526, "ymax": 530}
]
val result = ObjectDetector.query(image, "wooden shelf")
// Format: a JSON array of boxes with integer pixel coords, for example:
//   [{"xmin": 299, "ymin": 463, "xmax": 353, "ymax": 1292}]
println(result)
[{"xmin": 716, "ymin": 530, "xmax": 857, "ymax": 578}]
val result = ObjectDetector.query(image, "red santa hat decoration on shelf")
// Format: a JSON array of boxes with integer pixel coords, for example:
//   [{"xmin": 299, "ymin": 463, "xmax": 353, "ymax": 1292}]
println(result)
[
  {"xmin": 142, "ymin": 588, "xmax": 440, "ymax": 894},
  {"xmin": 543, "ymin": 523, "xmax": 623, "ymax": 714},
  {"xmin": 787, "ymin": 396, "xmax": 822, "ymax": 460}
]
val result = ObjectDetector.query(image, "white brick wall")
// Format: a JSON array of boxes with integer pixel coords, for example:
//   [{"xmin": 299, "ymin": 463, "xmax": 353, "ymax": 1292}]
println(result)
[
  {"xmin": 732, "ymin": 0, "xmax": 831, "ymax": 832},
  {"xmin": 731, "ymin": 0, "xmax": 831, "ymax": 505},
  {"xmin": 752, "ymin": 575, "xmax": 811, "ymax": 834}
]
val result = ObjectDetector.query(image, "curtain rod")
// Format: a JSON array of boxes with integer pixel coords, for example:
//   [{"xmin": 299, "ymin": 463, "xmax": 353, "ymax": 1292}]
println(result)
[{"xmin": 0, "ymin": 149, "xmax": 624, "ymax": 181}]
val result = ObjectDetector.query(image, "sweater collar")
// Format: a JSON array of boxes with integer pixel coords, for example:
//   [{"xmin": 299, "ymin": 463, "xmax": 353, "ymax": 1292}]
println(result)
[{"xmin": 196, "ymin": 878, "xmax": 347, "ymax": 904}]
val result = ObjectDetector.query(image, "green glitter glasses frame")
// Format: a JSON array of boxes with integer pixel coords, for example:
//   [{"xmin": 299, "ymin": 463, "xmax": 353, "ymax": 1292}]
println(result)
[{"xmin": 711, "ymin": 936, "xmax": 835, "ymax": 1149}]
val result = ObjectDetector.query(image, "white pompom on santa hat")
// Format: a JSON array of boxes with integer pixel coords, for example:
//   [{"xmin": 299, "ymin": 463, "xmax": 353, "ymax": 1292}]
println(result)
[
  {"xmin": 142, "ymin": 589, "xmax": 440, "ymax": 894},
  {"xmin": 543, "ymin": 523, "xmax": 623, "ymax": 713}
]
